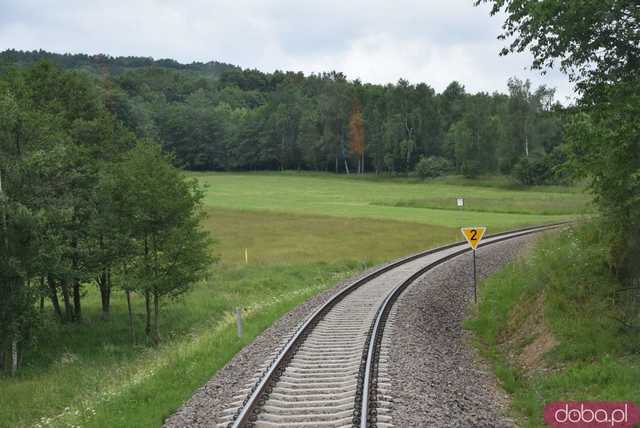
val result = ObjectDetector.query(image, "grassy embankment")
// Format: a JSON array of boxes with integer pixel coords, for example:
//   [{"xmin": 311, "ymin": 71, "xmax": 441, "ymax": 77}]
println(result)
[
  {"xmin": 0, "ymin": 173, "xmax": 589, "ymax": 428},
  {"xmin": 466, "ymin": 225, "xmax": 640, "ymax": 427}
]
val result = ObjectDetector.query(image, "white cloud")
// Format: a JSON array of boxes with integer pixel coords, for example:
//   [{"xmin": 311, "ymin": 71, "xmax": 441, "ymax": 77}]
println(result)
[{"xmin": 0, "ymin": 0, "xmax": 575, "ymax": 102}]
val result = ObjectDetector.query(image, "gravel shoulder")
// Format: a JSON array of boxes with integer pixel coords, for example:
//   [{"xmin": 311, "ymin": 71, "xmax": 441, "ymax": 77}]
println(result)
[
  {"xmin": 164, "ymin": 235, "xmax": 537, "ymax": 427},
  {"xmin": 389, "ymin": 234, "xmax": 537, "ymax": 428}
]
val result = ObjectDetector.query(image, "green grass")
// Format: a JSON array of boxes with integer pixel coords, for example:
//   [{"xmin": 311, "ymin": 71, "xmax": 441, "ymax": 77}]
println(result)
[
  {"xmin": 0, "ymin": 209, "xmax": 460, "ymax": 428},
  {"xmin": 466, "ymin": 225, "xmax": 640, "ymax": 427},
  {"xmin": 430, "ymin": 174, "xmax": 588, "ymax": 193},
  {"xmin": 2, "ymin": 261, "xmax": 364, "ymax": 428},
  {"xmin": 193, "ymin": 172, "xmax": 586, "ymax": 229},
  {"xmin": 0, "ymin": 172, "xmax": 589, "ymax": 427},
  {"xmin": 376, "ymin": 195, "xmax": 589, "ymax": 215},
  {"xmin": 204, "ymin": 207, "xmax": 460, "ymax": 265}
]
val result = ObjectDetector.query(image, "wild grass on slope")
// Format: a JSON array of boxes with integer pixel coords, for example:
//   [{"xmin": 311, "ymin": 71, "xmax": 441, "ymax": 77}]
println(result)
[
  {"xmin": 466, "ymin": 225, "xmax": 640, "ymax": 427},
  {"xmin": 0, "ymin": 208, "xmax": 458, "ymax": 428},
  {"xmin": 0, "ymin": 262, "xmax": 361, "ymax": 428}
]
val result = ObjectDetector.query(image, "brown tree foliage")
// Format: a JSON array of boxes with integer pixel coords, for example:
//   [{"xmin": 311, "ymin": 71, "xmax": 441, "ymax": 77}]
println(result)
[{"xmin": 348, "ymin": 99, "xmax": 365, "ymax": 173}]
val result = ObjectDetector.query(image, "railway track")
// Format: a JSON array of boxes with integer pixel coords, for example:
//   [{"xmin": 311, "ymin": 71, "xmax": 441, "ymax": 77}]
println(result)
[{"xmin": 218, "ymin": 223, "xmax": 563, "ymax": 428}]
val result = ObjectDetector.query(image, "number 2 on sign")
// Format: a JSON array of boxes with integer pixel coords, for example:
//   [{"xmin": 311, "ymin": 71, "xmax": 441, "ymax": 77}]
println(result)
[{"xmin": 461, "ymin": 227, "xmax": 486, "ymax": 250}]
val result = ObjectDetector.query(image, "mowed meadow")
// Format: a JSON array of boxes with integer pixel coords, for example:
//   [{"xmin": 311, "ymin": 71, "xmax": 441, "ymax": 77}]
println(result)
[{"xmin": 0, "ymin": 173, "xmax": 590, "ymax": 428}]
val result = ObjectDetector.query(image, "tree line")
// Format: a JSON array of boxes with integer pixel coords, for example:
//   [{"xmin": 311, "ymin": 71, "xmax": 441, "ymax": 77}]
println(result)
[
  {"xmin": 114, "ymin": 67, "xmax": 566, "ymax": 182},
  {"xmin": 2, "ymin": 50, "xmax": 567, "ymax": 184},
  {"xmin": 0, "ymin": 61, "xmax": 212, "ymax": 375},
  {"xmin": 476, "ymin": 0, "xmax": 639, "ymax": 323}
]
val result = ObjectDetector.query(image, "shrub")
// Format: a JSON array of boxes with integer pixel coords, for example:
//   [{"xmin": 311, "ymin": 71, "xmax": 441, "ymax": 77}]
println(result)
[
  {"xmin": 414, "ymin": 156, "xmax": 452, "ymax": 179},
  {"xmin": 512, "ymin": 151, "xmax": 574, "ymax": 186},
  {"xmin": 512, "ymin": 156, "xmax": 550, "ymax": 185}
]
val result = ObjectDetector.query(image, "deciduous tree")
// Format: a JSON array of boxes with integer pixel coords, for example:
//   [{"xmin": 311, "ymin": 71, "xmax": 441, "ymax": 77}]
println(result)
[{"xmin": 348, "ymin": 99, "xmax": 365, "ymax": 174}]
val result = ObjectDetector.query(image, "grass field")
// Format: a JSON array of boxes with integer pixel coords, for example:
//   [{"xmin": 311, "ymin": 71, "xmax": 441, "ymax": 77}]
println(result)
[
  {"xmin": 0, "ymin": 173, "xmax": 590, "ymax": 427},
  {"xmin": 466, "ymin": 225, "xmax": 640, "ymax": 427},
  {"xmin": 195, "ymin": 172, "xmax": 585, "ymax": 229}
]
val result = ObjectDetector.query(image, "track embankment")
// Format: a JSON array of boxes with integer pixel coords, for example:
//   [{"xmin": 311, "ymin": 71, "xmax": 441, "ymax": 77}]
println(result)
[
  {"xmin": 165, "ymin": 230, "xmax": 544, "ymax": 428},
  {"xmin": 389, "ymin": 234, "xmax": 537, "ymax": 427}
]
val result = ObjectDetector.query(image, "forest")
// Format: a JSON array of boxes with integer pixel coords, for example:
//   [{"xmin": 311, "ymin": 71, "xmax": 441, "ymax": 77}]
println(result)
[
  {"xmin": 0, "ymin": 57, "xmax": 212, "ymax": 374},
  {"xmin": 1, "ymin": 49, "xmax": 566, "ymax": 184}
]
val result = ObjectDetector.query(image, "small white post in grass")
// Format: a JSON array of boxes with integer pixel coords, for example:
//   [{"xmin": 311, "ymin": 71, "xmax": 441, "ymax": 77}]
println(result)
[
  {"xmin": 235, "ymin": 307, "xmax": 243, "ymax": 338},
  {"xmin": 244, "ymin": 248, "xmax": 248, "ymax": 264}
]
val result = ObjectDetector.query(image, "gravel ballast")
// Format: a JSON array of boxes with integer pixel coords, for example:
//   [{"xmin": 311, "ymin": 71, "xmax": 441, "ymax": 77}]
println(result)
[
  {"xmin": 164, "ymin": 234, "xmax": 538, "ymax": 427},
  {"xmin": 388, "ymin": 234, "xmax": 537, "ymax": 428},
  {"xmin": 163, "ymin": 258, "xmax": 415, "ymax": 427}
]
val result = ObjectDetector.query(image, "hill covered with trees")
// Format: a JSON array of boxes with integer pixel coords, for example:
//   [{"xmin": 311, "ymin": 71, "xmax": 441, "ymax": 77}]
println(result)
[
  {"xmin": 1, "ymin": 49, "xmax": 567, "ymax": 184},
  {"xmin": 0, "ymin": 49, "xmax": 239, "ymax": 79}
]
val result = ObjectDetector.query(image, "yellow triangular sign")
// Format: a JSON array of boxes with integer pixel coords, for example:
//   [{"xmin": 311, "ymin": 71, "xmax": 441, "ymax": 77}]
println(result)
[{"xmin": 461, "ymin": 226, "xmax": 487, "ymax": 250}]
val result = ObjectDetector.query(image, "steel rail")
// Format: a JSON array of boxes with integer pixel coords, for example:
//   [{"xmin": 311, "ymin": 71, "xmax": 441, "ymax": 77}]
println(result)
[
  {"xmin": 358, "ymin": 222, "xmax": 565, "ymax": 427},
  {"xmin": 230, "ymin": 222, "xmax": 567, "ymax": 427}
]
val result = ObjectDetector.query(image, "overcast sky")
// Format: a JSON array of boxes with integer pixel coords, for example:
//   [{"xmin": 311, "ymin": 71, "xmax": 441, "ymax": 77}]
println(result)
[{"xmin": 0, "ymin": 0, "xmax": 575, "ymax": 102}]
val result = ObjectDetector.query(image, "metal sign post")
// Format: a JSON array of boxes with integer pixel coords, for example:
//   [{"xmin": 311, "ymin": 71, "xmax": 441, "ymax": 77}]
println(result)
[
  {"xmin": 472, "ymin": 248, "xmax": 477, "ymax": 303},
  {"xmin": 461, "ymin": 227, "xmax": 486, "ymax": 304}
]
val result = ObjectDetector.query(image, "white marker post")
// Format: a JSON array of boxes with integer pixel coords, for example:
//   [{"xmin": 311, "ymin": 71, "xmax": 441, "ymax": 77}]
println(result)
[
  {"xmin": 457, "ymin": 197, "xmax": 464, "ymax": 209},
  {"xmin": 235, "ymin": 307, "xmax": 243, "ymax": 338},
  {"xmin": 461, "ymin": 227, "xmax": 487, "ymax": 303}
]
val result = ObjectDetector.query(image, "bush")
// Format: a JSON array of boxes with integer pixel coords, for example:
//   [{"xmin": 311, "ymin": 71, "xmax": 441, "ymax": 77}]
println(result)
[
  {"xmin": 414, "ymin": 156, "xmax": 452, "ymax": 179},
  {"xmin": 512, "ymin": 151, "xmax": 574, "ymax": 186},
  {"xmin": 512, "ymin": 156, "xmax": 550, "ymax": 185},
  {"xmin": 545, "ymin": 145, "xmax": 574, "ymax": 185}
]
